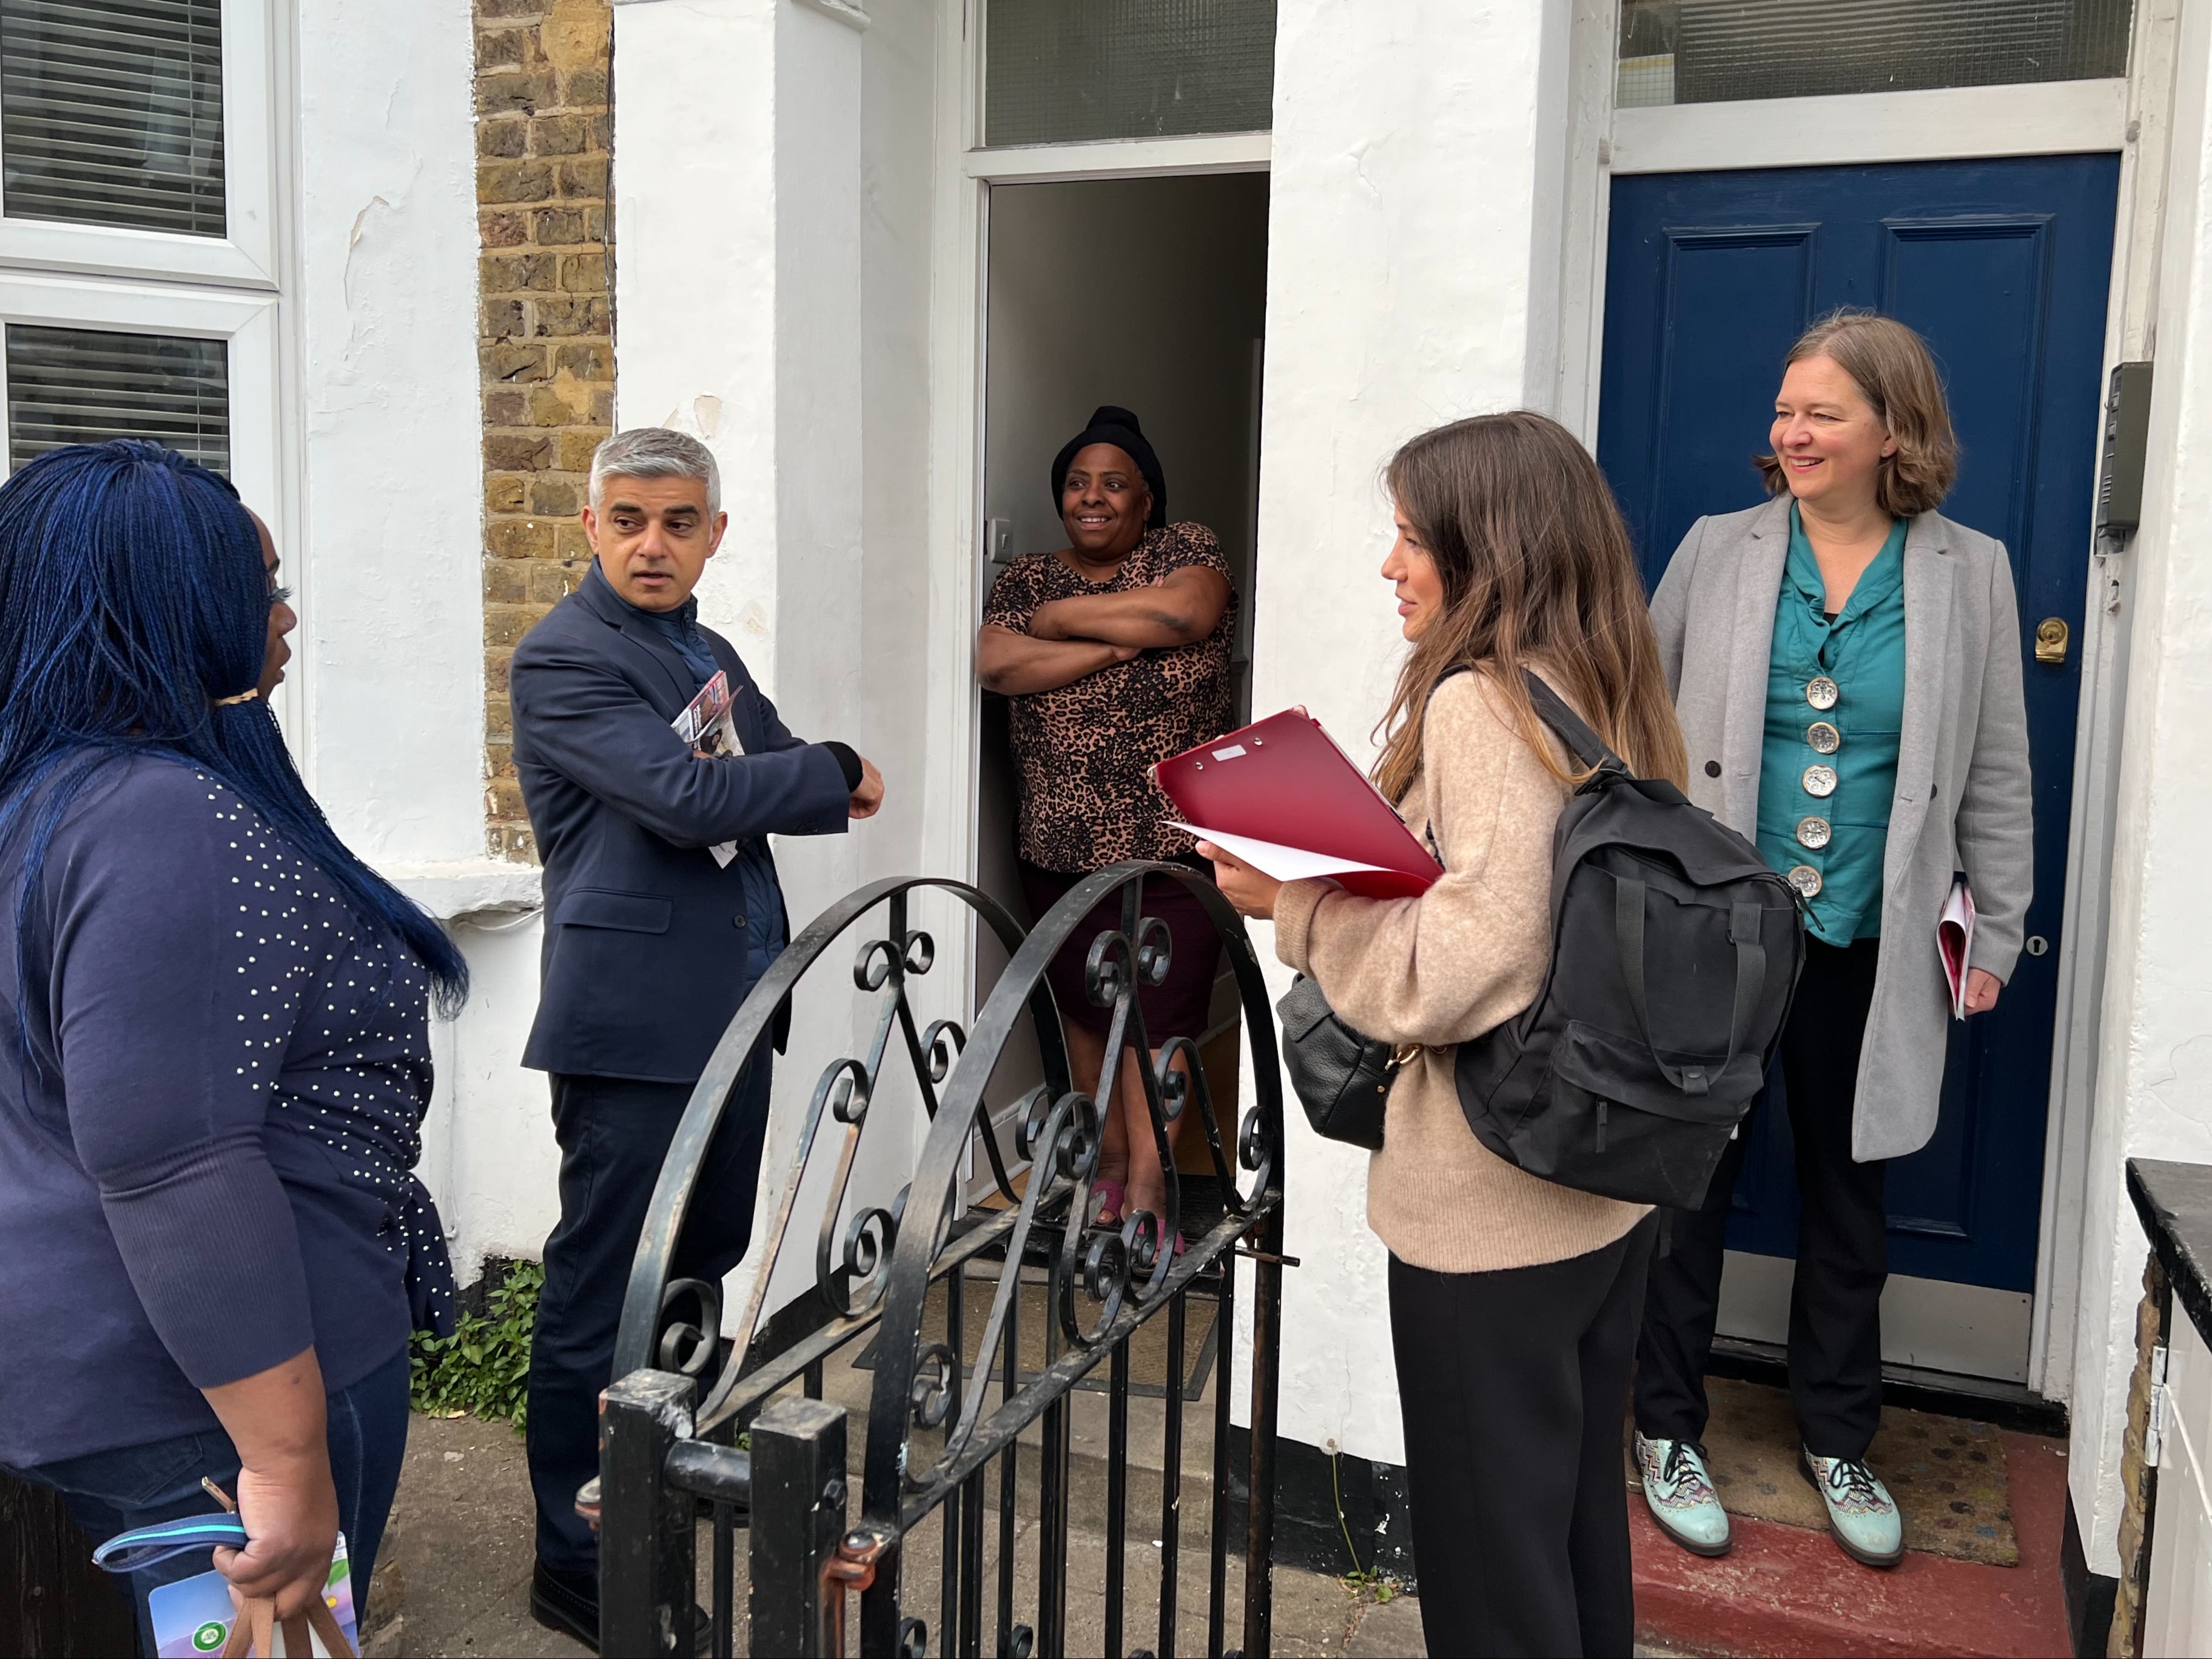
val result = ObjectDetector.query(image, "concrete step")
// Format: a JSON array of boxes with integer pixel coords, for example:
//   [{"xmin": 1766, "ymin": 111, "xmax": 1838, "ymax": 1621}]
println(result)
[{"xmin": 1630, "ymin": 1429, "xmax": 2074, "ymax": 1658}]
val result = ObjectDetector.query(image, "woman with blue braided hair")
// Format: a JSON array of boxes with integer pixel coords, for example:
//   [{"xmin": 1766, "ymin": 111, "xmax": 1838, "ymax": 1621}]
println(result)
[{"xmin": 0, "ymin": 441, "xmax": 468, "ymax": 1644}]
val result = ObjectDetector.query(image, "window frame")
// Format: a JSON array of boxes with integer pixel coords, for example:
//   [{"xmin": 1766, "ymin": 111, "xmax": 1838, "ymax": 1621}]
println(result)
[
  {"xmin": 0, "ymin": 267, "xmax": 277, "ymax": 501},
  {"xmin": 975, "ymin": 0, "xmax": 1277, "ymax": 153},
  {"xmin": 0, "ymin": 0, "xmax": 278, "ymax": 289}
]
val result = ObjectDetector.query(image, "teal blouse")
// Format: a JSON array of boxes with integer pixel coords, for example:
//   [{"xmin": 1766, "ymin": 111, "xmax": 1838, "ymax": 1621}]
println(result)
[{"xmin": 1755, "ymin": 504, "xmax": 1908, "ymax": 945}]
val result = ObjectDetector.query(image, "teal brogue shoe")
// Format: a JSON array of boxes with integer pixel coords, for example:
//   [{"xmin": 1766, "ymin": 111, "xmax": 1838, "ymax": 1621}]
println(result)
[
  {"xmin": 1634, "ymin": 1432, "xmax": 1732, "ymax": 1557},
  {"xmin": 1800, "ymin": 1447, "xmax": 1905, "ymax": 1568}
]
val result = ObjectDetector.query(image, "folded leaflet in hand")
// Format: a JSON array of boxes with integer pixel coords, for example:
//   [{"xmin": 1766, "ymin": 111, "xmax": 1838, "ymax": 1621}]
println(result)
[
  {"xmin": 1938, "ymin": 873, "xmax": 1977, "ymax": 1021},
  {"xmin": 674, "ymin": 671, "xmax": 741, "ymax": 869}
]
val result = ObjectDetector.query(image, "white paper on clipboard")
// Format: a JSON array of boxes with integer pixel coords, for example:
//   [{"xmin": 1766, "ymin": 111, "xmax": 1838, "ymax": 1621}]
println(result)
[{"xmin": 1166, "ymin": 822, "xmax": 1396, "ymax": 885}]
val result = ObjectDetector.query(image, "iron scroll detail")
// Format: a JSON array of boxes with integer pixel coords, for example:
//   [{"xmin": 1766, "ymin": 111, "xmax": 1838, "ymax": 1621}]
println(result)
[{"xmin": 611, "ymin": 877, "xmax": 1054, "ymax": 1425}]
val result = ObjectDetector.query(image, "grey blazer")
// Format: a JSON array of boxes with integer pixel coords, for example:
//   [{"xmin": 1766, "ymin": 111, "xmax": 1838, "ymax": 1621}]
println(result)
[{"xmin": 1649, "ymin": 495, "xmax": 2034, "ymax": 1161}]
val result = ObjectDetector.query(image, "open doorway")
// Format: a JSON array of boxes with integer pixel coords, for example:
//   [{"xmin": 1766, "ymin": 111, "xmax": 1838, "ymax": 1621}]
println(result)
[{"xmin": 971, "ymin": 170, "xmax": 1270, "ymax": 1191}]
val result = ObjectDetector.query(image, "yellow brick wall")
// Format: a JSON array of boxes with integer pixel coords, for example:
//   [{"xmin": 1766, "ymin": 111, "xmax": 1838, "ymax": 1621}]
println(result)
[
  {"xmin": 2110, "ymin": 1251, "xmax": 2169, "ymax": 1658},
  {"xmin": 476, "ymin": 0, "xmax": 613, "ymax": 860}
]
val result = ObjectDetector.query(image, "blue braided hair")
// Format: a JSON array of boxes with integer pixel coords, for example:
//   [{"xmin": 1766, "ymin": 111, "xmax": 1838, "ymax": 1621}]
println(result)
[{"xmin": 0, "ymin": 440, "xmax": 468, "ymax": 1030}]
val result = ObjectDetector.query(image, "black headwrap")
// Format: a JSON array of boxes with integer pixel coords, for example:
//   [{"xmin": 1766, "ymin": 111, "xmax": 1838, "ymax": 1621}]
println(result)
[{"xmin": 1050, "ymin": 404, "xmax": 1167, "ymax": 529}]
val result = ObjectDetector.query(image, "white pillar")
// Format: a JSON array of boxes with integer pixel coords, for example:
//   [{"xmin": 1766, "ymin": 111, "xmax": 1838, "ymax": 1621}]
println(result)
[
  {"xmin": 610, "ymin": 0, "xmax": 872, "ymax": 909},
  {"xmin": 2069, "ymin": 1, "xmax": 2212, "ymax": 1575},
  {"xmin": 292, "ymin": 0, "xmax": 485, "ymax": 866},
  {"xmin": 1246, "ymin": 0, "xmax": 1578, "ymax": 1465}
]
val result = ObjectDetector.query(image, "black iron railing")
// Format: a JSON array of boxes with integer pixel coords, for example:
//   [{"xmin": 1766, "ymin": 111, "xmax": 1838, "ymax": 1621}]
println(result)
[{"xmin": 594, "ymin": 864, "xmax": 1286, "ymax": 1658}]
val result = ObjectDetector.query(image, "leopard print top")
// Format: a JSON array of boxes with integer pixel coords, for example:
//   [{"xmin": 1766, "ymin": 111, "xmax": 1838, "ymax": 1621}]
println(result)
[{"xmin": 982, "ymin": 523, "xmax": 1236, "ymax": 872}]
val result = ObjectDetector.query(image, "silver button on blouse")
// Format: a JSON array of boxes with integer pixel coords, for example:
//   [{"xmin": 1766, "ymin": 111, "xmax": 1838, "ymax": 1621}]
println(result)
[
  {"xmin": 1807, "ymin": 720, "xmax": 1841, "ymax": 755},
  {"xmin": 1797, "ymin": 816, "xmax": 1832, "ymax": 850},
  {"xmin": 1787, "ymin": 864, "xmax": 1824, "ymax": 899},
  {"xmin": 1803, "ymin": 763, "xmax": 1838, "ymax": 798},
  {"xmin": 1806, "ymin": 675, "xmax": 1840, "ymax": 711}
]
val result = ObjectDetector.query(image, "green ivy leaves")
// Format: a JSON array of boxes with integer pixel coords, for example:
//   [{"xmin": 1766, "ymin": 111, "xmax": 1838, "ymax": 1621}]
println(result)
[{"xmin": 409, "ymin": 1259, "xmax": 543, "ymax": 1430}]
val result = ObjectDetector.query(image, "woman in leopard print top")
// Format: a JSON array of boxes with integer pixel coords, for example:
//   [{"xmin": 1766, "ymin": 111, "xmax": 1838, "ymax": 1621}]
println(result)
[{"xmin": 978, "ymin": 407, "xmax": 1235, "ymax": 1237}]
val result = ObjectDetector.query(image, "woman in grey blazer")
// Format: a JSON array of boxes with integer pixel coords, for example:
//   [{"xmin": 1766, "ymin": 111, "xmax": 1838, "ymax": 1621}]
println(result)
[{"xmin": 1629, "ymin": 311, "xmax": 2033, "ymax": 1571}]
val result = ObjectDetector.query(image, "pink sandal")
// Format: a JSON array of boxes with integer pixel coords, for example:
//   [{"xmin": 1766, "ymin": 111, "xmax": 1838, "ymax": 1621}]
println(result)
[{"xmin": 1089, "ymin": 1177, "xmax": 1126, "ymax": 1227}]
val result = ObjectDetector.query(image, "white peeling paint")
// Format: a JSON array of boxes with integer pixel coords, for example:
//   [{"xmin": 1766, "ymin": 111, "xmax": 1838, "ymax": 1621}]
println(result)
[{"xmin": 292, "ymin": 0, "xmax": 481, "ymax": 866}]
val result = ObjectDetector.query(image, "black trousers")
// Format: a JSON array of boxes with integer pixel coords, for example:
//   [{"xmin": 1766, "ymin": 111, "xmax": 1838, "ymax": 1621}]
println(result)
[
  {"xmin": 526, "ymin": 1064, "xmax": 772, "ymax": 1574},
  {"xmin": 1634, "ymin": 937, "xmax": 1888, "ymax": 1459},
  {"xmin": 1390, "ymin": 1214, "xmax": 1658, "ymax": 1659}
]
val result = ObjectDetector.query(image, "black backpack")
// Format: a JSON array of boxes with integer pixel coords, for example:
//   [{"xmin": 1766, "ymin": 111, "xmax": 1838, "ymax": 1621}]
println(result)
[{"xmin": 1451, "ymin": 672, "xmax": 1804, "ymax": 1210}]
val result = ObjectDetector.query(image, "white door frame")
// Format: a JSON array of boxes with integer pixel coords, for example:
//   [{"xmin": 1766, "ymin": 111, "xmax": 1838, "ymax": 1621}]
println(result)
[
  {"xmin": 1558, "ymin": 0, "xmax": 2176, "ymax": 1401},
  {"xmin": 919, "ymin": 0, "xmax": 1268, "ymax": 1018}
]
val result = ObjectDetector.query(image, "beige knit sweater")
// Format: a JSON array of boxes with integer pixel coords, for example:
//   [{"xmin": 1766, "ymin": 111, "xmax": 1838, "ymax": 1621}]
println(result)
[{"xmin": 1272, "ymin": 668, "xmax": 1652, "ymax": 1274}]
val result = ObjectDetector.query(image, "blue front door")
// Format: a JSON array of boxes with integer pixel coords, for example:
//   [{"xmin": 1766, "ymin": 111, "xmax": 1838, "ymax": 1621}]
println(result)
[{"xmin": 1596, "ymin": 156, "xmax": 2119, "ymax": 1295}]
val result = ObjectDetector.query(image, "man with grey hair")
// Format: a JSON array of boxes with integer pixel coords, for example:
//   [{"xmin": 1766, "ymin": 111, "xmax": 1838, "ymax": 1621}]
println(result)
[{"xmin": 508, "ymin": 426, "xmax": 883, "ymax": 1646}]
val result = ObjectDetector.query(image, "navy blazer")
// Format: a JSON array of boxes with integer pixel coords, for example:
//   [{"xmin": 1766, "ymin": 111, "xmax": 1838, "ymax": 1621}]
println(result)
[{"xmin": 509, "ymin": 570, "xmax": 852, "ymax": 1082}]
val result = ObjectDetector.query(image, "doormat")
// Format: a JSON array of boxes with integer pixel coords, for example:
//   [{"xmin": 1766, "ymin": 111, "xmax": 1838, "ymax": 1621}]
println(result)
[
  {"xmin": 855, "ymin": 1273, "xmax": 1219, "ymax": 1403},
  {"xmin": 1627, "ymin": 1376, "xmax": 2019, "ymax": 1566}
]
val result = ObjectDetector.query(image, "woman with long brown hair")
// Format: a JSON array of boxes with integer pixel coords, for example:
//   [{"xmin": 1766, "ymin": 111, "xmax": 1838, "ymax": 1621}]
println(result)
[{"xmin": 1202, "ymin": 411, "xmax": 1682, "ymax": 1656}]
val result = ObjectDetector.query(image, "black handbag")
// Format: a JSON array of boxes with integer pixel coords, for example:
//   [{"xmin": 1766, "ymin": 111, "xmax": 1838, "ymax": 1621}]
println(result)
[{"xmin": 1275, "ymin": 974, "xmax": 1406, "ymax": 1150}]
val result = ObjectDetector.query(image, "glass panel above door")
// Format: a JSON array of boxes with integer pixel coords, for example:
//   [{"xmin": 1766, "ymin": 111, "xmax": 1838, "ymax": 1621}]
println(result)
[
  {"xmin": 7, "ymin": 324, "xmax": 230, "ymax": 472},
  {"xmin": 1, "ymin": 0, "xmax": 227, "ymax": 236},
  {"xmin": 985, "ymin": 0, "xmax": 1275, "ymax": 147},
  {"xmin": 1616, "ymin": 0, "xmax": 2133, "ymax": 110}
]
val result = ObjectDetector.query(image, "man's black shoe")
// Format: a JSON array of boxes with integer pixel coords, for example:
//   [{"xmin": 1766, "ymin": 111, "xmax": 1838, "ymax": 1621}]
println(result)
[
  {"xmin": 531, "ymin": 1560, "xmax": 716, "ymax": 1655},
  {"xmin": 531, "ymin": 1559, "xmax": 600, "ymax": 1652}
]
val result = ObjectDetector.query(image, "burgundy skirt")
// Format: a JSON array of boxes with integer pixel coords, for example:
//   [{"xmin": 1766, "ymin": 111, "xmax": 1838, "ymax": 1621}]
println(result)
[{"xmin": 1016, "ymin": 859, "xmax": 1225, "ymax": 1041}]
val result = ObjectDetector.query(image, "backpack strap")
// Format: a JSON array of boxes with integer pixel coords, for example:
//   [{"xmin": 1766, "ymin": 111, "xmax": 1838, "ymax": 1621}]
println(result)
[
  {"xmin": 1615, "ymin": 880, "xmax": 1768, "ymax": 1098},
  {"xmin": 1521, "ymin": 669, "xmax": 1633, "ymax": 784}
]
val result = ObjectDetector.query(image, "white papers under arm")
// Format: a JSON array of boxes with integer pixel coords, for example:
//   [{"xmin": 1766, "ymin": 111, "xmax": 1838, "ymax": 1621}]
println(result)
[{"xmin": 1167, "ymin": 822, "xmax": 1393, "ymax": 885}]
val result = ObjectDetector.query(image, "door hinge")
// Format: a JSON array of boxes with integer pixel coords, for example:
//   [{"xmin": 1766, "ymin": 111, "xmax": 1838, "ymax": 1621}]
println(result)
[{"xmin": 2146, "ymin": 1344, "xmax": 2170, "ymax": 1469}]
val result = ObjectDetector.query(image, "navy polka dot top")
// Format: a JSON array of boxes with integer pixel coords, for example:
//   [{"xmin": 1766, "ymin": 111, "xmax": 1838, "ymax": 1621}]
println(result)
[{"xmin": 0, "ymin": 756, "xmax": 459, "ymax": 1466}]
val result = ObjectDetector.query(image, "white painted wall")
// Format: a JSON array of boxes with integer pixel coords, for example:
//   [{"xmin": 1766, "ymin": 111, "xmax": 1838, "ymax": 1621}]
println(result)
[
  {"xmin": 291, "ymin": 0, "xmax": 484, "ymax": 866},
  {"xmin": 419, "ymin": 912, "xmax": 564, "ymax": 1275},
  {"xmin": 2069, "ymin": 0, "xmax": 2212, "ymax": 1575},
  {"xmin": 1240, "ymin": 0, "xmax": 1577, "ymax": 1466},
  {"xmin": 858, "ymin": 0, "xmax": 943, "ymax": 905}
]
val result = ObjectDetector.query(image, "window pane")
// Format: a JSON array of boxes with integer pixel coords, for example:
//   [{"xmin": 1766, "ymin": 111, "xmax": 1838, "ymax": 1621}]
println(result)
[
  {"xmin": 7, "ymin": 324, "xmax": 229, "ymax": 472},
  {"xmin": 1617, "ymin": 1, "xmax": 2133, "ymax": 109},
  {"xmin": 986, "ymin": 0, "xmax": 1274, "ymax": 148},
  {"xmin": 2, "ymin": 0, "xmax": 226, "ymax": 236}
]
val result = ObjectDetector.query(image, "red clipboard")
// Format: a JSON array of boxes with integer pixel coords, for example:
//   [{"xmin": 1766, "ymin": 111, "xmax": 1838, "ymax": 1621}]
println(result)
[{"xmin": 1153, "ymin": 710, "xmax": 1442, "ymax": 900}]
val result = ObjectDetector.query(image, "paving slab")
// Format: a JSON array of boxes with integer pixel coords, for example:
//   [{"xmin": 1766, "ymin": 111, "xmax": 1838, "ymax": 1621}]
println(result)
[{"xmin": 362, "ymin": 1413, "xmax": 589, "ymax": 1659}]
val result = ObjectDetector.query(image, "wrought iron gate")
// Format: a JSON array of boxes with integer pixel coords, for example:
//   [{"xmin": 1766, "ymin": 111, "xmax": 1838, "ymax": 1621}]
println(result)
[{"xmin": 594, "ymin": 863, "xmax": 1286, "ymax": 1657}]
